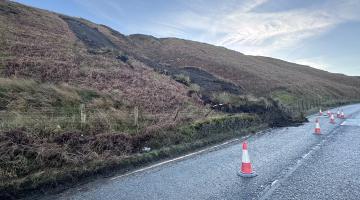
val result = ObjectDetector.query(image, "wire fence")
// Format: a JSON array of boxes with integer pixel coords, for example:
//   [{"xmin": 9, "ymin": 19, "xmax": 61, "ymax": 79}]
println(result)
[
  {"xmin": 278, "ymin": 98, "xmax": 359, "ymax": 117},
  {"xmin": 0, "ymin": 104, "xmax": 211, "ymax": 133},
  {"xmin": 0, "ymin": 98, "xmax": 357, "ymax": 132}
]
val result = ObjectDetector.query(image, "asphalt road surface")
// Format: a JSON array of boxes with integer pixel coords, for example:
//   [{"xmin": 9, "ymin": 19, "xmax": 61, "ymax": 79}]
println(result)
[{"xmin": 42, "ymin": 104, "xmax": 360, "ymax": 200}]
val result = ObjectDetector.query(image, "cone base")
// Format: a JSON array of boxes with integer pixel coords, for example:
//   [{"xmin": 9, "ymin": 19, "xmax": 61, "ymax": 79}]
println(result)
[{"xmin": 237, "ymin": 171, "xmax": 257, "ymax": 178}]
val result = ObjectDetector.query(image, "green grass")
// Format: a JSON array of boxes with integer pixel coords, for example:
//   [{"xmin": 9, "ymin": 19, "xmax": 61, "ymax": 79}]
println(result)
[
  {"xmin": 211, "ymin": 92, "xmax": 272, "ymax": 108},
  {"xmin": 173, "ymin": 74, "xmax": 191, "ymax": 86},
  {"xmin": 189, "ymin": 83, "xmax": 200, "ymax": 93},
  {"xmin": 175, "ymin": 113, "xmax": 262, "ymax": 144},
  {"xmin": 271, "ymin": 90, "xmax": 297, "ymax": 105},
  {"xmin": 0, "ymin": 78, "xmax": 142, "ymax": 134},
  {"xmin": 77, "ymin": 89, "xmax": 100, "ymax": 103},
  {"xmin": 0, "ymin": 113, "xmax": 267, "ymax": 199},
  {"xmin": 269, "ymin": 89, "xmax": 360, "ymax": 119},
  {"xmin": 0, "ymin": 23, "xmax": 7, "ymax": 64}
]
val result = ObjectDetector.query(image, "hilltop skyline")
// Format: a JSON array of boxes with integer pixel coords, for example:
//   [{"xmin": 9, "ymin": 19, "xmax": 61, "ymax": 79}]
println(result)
[{"xmin": 14, "ymin": 0, "xmax": 360, "ymax": 75}]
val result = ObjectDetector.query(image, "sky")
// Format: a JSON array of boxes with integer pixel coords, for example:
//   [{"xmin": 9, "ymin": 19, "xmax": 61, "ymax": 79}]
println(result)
[{"xmin": 14, "ymin": 0, "xmax": 360, "ymax": 76}]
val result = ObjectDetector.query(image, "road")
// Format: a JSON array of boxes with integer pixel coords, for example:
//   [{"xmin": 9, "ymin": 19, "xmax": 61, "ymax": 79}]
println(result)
[{"xmin": 42, "ymin": 104, "xmax": 360, "ymax": 200}]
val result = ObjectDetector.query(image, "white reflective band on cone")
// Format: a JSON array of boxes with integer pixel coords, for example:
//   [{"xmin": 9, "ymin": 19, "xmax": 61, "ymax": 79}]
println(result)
[{"xmin": 242, "ymin": 150, "xmax": 250, "ymax": 163}]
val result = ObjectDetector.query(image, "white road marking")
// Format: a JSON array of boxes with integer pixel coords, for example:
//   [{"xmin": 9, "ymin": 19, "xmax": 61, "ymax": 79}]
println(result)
[
  {"xmin": 340, "ymin": 119, "xmax": 360, "ymax": 126},
  {"xmin": 258, "ymin": 110, "xmax": 358, "ymax": 200},
  {"xmin": 302, "ymin": 152, "xmax": 311, "ymax": 159},
  {"xmin": 271, "ymin": 180, "xmax": 279, "ymax": 186},
  {"xmin": 110, "ymin": 137, "xmax": 247, "ymax": 180}
]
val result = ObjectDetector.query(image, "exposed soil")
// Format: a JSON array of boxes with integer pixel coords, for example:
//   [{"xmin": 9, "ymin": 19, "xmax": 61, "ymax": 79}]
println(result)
[
  {"xmin": 150, "ymin": 65, "xmax": 242, "ymax": 99},
  {"xmin": 60, "ymin": 16, "xmax": 117, "ymax": 49},
  {"xmin": 175, "ymin": 67, "xmax": 242, "ymax": 94}
]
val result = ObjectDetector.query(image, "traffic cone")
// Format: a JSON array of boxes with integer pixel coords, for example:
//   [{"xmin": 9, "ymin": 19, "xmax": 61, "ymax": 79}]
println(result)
[
  {"xmin": 238, "ymin": 141, "xmax": 256, "ymax": 177},
  {"xmin": 337, "ymin": 110, "xmax": 340, "ymax": 118},
  {"xmin": 327, "ymin": 110, "xmax": 331, "ymax": 117},
  {"xmin": 330, "ymin": 114, "xmax": 335, "ymax": 124},
  {"xmin": 319, "ymin": 109, "xmax": 323, "ymax": 116},
  {"xmin": 315, "ymin": 118, "xmax": 321, "ymax": 134},
  {"xmin": 340, "ymin": 111, "xmax": 345, "ymax": 119}
]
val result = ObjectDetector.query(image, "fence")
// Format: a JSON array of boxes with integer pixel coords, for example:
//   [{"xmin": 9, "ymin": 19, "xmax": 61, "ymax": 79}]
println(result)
[
  {"xmin": 277, "ymin": 98, "xmax": 360, "ymax": 117},
  {"xmin": 0, "ymin": 98, "xmax": 357, "ymax": 133},
  {"xmin": 0, "ymin": 104, "xmax": 210, "ymax": 133}
]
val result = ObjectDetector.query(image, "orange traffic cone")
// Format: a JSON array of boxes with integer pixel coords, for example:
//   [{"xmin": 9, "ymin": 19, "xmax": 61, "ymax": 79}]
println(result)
[
  {"xmin": 319, "ymin": 109, "xmax": 323, "ymax": 116},
  {"xmin": 315, "ymin": 118, "xmax": 321, "ymax": 134},
  {"xmin": 238, "ymin": 141, "xmax": 256, "ymax": 177},
  {"xmin": 330, "ymin": 114, "xmax": 335, "ymax": 124},
  {"xmin": 327, "ymin": 110, "xmax": 331, "ymax": 117},
  {"xmin": 340, "ymin": 111, "xmax": 345, "ymax": 119}
]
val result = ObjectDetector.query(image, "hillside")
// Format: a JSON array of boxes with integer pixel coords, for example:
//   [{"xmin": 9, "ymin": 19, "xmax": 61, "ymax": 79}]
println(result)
[
  {"xmin": 1, "ymin": 1, "xmax": 360, "ymax": 112},
  {"xmin": 126, "ymin": 35, "xmax": 360, "ymax": 101},
  {"xmin": 0, "ymin": 1, "xmax": 359, "ymax": 198}
]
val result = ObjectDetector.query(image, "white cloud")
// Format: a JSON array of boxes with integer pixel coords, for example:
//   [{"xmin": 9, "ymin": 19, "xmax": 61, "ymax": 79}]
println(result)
[
  {"xmin": 71, "ymin": 0, "xmax": 360, "ymax": 74},
  {"xmin": 150, "ymin": 0, "xmax": 360, "ymax": 57}
]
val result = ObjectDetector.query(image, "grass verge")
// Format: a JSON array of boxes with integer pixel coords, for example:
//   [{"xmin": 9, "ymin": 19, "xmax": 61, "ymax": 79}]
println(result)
[{"xmin": 0, "ymin": 114, "xmax": 267, "ymax": 199}]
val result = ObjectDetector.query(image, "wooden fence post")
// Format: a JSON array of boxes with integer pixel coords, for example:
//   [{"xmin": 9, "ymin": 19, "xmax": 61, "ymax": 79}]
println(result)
[
  {"xmin": 173, "ymin": 107, "xmax": 180, "ymax": 121},
  {"xmin": 80, "ymin": 104, "xmax": 86, "ymax": 125},
  {"xmin": 134, "ymin": 106, "xmax": 139, "ymax": 127}
]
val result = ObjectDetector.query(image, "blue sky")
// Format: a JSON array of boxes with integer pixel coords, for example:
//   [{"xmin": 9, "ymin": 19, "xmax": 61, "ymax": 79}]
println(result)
[{"xmin": 15, "ymin": 0, "xmax": 360, "ymax": 76}]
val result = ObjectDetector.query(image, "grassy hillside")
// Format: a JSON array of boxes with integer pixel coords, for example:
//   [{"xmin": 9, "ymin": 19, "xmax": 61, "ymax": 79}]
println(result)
[
  {"xmin": 0, "ymin": 80, "xmax": 264, "ymax": 199},
  {"xmin": 0, "ymin": 1, "xmax": 359, "ymax": 198},
  {"xmin": 126, "ymin": 36, "xmax": 360, "ymax": 102}
]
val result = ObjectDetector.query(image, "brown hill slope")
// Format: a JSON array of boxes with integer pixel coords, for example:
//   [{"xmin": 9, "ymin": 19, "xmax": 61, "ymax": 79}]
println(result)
[
  {"xmin": 0, "ymin": 1, "xmax": 201, "ymax": 115},
  {"xmin": 126, "ymin": 35, "xmax": 360, "ymax": 101},
  {"xmin": 0, "ymin": 1, "xmax": 359, "ymax": 198},
  {"xmin": 2, "ymin": 1, "xmax": 359, "ymax": 112}
]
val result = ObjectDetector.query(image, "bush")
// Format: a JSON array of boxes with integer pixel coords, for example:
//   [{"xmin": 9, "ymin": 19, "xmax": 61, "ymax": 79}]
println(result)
[
  {"xmin": 179, "ymin": 113, "xmax": 261, "ymax": 142},
  {"xmin": 189, "ymin": 83, "xmax": 200, "ymax": 93},
  {"xmin": 174, "ymin": 74, "xmax": 191, "ymax": 86}
]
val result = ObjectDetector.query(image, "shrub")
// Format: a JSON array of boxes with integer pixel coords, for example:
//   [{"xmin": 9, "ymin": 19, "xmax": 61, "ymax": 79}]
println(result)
[
  {"xmin": 189, "ymin": 83, "xmax": 200, "ymax": 93},
  {"xmin": 211, "ymin": 92, "xmax": 251, "ymax": 106},
  {"xmin": 174, "ymin": 74, "xmax": 191, "ymax": 86}
]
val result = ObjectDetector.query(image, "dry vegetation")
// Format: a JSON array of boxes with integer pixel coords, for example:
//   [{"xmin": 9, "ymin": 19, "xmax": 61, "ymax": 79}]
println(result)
[
  {"xmin": 0, "ymin": 77, "xmax": 215, "ymax": 198},
  {"xmin": 0, "ymin": 1, "xmax": 360, "ymax": 198},
  {"xmin": 127, "ymin": 36, "xmax": 360, "ymax": 100}
]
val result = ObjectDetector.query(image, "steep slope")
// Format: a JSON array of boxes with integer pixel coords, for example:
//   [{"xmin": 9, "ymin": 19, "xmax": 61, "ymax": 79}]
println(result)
[
  {"xmin": 2, "ymin": 1, "xmax": 358, "ymax": 112},
  {"xmin": 0, "ymin": 2, "xmax": 200, "ymax": 115},
  {"xmin": 0, "ymin": 1, "xmax": 359, "ymax": 198},
  {"xmin": 126, "ymin": 35, "xmax": 360, "ymax": 101}
]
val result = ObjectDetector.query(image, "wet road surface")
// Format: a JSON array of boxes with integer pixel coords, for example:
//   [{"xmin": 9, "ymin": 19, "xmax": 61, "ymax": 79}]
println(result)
[
  {"xmin": 42, "ymin": 104, "xmax": 360, "ymax": 200},
  {"xmin": 266, "ymin": 107, "xmax": 360, "ymax": 200}
]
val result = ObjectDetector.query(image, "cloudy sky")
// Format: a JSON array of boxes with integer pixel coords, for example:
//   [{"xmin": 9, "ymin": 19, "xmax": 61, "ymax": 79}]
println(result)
[{"xmin": 16, "ymin": 0, "xmax": 360, "ymax": 75}]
